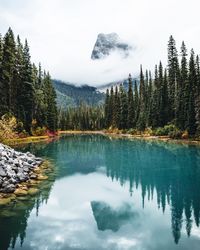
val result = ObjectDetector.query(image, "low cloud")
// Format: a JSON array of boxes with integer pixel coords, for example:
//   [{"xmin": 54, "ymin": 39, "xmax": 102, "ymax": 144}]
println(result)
[{"xmin": 0, "ymin": 0, "xmax": 200, "ymax": 86}]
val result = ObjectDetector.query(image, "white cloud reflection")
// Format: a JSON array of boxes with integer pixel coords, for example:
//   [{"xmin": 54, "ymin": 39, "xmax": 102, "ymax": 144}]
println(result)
[{"xmin": 10, "ymin": 172, "xmax": 200, "ymax": 250}]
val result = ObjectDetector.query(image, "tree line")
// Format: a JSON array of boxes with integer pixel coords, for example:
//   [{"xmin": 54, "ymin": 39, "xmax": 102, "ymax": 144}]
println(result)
[
  {"xmin": 0, "ymin": 27, "xmax": 57, "ymax": 135},
  {"xmin": 105, "ymin": 36, "xmax": 200, "ymax": 136},
  {"xmin": 58, "ymin": 104, "xmax": 104, "ymax": 130}
]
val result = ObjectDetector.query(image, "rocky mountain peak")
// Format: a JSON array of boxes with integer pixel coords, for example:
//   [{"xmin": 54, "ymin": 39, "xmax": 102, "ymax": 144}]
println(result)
[{"xmin": 91, "ymin": 32, "xmax": 132, "ymax": 60}]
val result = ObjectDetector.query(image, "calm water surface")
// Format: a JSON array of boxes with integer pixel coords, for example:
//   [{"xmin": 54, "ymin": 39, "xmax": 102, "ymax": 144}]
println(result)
[{"xmin": 1, "ymin": 135, "xmax": 200, "ymax": 250}]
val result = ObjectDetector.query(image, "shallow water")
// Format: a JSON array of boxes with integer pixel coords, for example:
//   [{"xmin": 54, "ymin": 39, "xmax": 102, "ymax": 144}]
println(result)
[{"xmin": 1, "ymin": 134, "xmax": 200, "ymax": 250}]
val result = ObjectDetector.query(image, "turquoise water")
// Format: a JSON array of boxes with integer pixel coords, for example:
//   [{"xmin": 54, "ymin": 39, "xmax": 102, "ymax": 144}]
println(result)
[{"xmin": 1, "ymin": 135, "xmax": 200, "ymax": 250}]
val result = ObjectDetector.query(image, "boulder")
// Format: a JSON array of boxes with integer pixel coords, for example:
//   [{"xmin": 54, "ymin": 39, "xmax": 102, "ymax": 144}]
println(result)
[
  {"xmin": 0, "ymin": 167, "xmax": 6, "ymax": 177},
  {"xmin": 0, "ymin": 143, "xmax": 44, "ymax": 193}
]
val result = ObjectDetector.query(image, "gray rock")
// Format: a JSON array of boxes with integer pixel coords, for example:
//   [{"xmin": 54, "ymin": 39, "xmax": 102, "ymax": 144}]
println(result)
[
  {"xmin": 30, "ymin": 174, "xmax": 37, "ymax": 179},
  {"xmin": 91, "ymin": 33, "xmax": 132, "ymax": 60},
  {"xmin": 1, "ymin": 184, "xmax": 16, "ymax": 193},
  {"xmin": 0, "ymin": 142, "xmax": 43, "ymax": 193},
  {"xmin": 17, "ymin": 172, "xmax": 29, "ymax": 182},
  {"xmin": 0, "ymin": 167, "xmax": 6, "ymax": 177}
]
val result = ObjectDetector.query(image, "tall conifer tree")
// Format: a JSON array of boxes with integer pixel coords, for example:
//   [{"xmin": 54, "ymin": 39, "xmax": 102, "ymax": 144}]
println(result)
[
  {"xmin": 167, "ymin": 35, "xmax": 179, "ymax": 122},
  {"xmin": 0, "ymin": 28, "xmax": 16, "ymax": 115},
  {"xmin": 127, "ymin": 74, "xmax": 135, "ymax": 128}
]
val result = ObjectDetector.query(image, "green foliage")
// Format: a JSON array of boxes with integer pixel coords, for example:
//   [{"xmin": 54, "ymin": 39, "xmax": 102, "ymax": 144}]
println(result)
[
  {"xmin": 58, "ymin": 104, "xmax": 104, "ymax": 131},
  {"xmin": 153, "ymin": 124, "xmax": 181, "ymax": 137},
  {"xmin": 32, "ymin": 127, "xmax": 47, "ymax": 136},
  {"xmin": 119, "ymin": 84, "xmax": 128, "ymax": 129},
  {"xmin": 127, "ymin": 74, "xmax": 135, "ymax": 128},
  {"xmin": 0, "ymin": 27, "xmax": 58, "ymax": 135},
  {"xmin": 127, "ymin": 128, "xmax": 138, "ymax": 135},
  {"xmin": 53, "ymin": 80, "xmax": 104, "ymax": 108},
  {"xmin": 0, "ymin": 114, "xmax": 17, "ymax": 141},
  {"xmin": 103, "ymin": 36, "xmax": 200, "ymax": 137}
]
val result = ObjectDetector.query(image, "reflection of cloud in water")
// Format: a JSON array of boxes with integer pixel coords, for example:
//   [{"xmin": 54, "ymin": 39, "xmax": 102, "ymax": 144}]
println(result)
[
  {"xmin": 10, "ymin": 172, "xmax": 200, "ymax": 250},
  {"xmin": 7, "ymin": 135, "xmax": 200, "ymax": 250}
]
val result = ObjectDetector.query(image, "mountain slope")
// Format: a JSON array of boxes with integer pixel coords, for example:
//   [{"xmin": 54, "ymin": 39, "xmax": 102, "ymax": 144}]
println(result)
[{"xmin": 53, "ymin": 80, "xmax": 105, "ymax": 108}]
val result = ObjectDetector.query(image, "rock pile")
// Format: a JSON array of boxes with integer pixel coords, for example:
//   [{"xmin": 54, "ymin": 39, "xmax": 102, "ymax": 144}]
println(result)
[{"xmin": 0, "ymin": 143, "xmax": 43, "ymax": 193}]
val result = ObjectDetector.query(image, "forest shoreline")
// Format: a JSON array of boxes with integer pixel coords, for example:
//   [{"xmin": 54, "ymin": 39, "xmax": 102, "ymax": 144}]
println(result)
[
  {"xmin": 3, "ymin": 130, "xmax": 200, "ymax": 147},
  {"xmin": 58, "ymin": 130, "xmax": 200, "ymax": 146}
]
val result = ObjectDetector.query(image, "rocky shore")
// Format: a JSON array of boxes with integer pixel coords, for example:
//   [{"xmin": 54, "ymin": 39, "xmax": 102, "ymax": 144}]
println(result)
[{"xmin": 0, "ymin": 143, "xmax": 43, "ymax": 193}]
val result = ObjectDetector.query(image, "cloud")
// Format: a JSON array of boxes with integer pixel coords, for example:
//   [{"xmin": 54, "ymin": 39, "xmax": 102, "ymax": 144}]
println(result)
[{"xmin": 0, "ymin": 0, "xmax": 200, "ymax": 85}]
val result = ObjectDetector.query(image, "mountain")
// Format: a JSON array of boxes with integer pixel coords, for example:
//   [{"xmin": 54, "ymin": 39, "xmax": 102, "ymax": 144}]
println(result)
[
  {"xmin": 91, "ymin": 33, "xmax": 132, "ymax": 60},
  {"xmin": 97, "ymin": 77, "xmax": 139, "ymax": 93},
  {"xmin": 53, "ymin": 80, "xmax": 105, "ymax": 108},
  {"xmin": 53, "ymin": 75, "xmax": 139, "ymax": 109}
]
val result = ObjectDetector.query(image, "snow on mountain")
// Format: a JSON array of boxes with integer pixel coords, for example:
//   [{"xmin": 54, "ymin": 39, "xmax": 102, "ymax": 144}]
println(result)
[{"xmin": 91, "ymin": 33, "xmax": 132, "ymax": 60}]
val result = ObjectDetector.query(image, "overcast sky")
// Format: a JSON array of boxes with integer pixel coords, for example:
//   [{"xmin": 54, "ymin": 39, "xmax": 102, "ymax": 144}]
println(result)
[{"xmin": 0, "ymin": 0, "xmax": 200, "ymax": 85}]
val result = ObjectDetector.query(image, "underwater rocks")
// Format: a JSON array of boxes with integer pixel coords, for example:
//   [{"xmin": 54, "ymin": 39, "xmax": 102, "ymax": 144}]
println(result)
[{"xmin": 0, "ymin": 143, "xmax": 43, "ymax": 193}]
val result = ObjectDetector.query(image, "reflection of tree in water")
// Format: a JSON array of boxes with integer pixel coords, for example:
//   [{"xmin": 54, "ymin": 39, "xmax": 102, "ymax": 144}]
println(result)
[
  {"xmin": 18, "ymin": 135, "xmax": 106, "ymax": 177},
  {"xmin": 104, "ymin": 139, "xmax": 200, "ymax": 244},
  {"xmin": 9, "ymin": 135, "xmax": 200, "ymax": 245},
  {"xmin": 0, "ymin": 169, "xmax": 56, "ymax": 250}
]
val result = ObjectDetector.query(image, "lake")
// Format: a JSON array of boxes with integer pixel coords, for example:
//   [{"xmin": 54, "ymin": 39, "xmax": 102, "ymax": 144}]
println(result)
[{"xmin": 0, "ymin": 134, "xmax": 200, "ymax": 250}]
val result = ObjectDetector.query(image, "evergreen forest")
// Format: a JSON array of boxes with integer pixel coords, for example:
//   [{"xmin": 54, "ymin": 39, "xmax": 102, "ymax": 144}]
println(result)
[
  {"xmin": 0, "ymin": 28, "xmax": 58, "ymax": 137},
  {"xmin": 1, "ymin": 28, "xmax": 200, "ymax": 139},
  {"xmin": 103, "ymin": 36, "xmax": 200, "ymax": 138}
]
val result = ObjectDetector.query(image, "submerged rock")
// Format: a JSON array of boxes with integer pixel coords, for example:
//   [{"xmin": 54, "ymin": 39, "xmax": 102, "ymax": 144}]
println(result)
[
  {"xmin": 14, "ymin": 189, "xmax": 28, "ymax": 196},
  {"xmin": 28, "ymin": 188, "xmax": 39, "ymax": 195},
  {"xmin": 0, "ymin": 143, "xmax": 44, "ymax": 194},
  {"xmin": 0, "ymin": 197, "xmax": 12, "ymax": 205}
]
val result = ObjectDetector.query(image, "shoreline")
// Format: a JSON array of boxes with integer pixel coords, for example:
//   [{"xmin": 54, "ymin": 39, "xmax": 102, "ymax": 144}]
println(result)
[
  {"xmin": 0, "ymin": 143, "xmax": 51, "ymax": 199},
  {"xmin": 2, "ymin": 130, "xmax": 200, "ymax": 146},
  {"xmin": 58, "ymin": 130, "xmax": 200, "ymax": 146}
]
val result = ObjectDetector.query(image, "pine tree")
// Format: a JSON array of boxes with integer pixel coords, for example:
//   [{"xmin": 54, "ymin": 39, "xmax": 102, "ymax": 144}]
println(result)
[
  {"xmin": 147, "ymin": 71, "xmax": 153, "ymax": 126},
  {"xmin": 150, "ymin": 65, "xmax": 159, "ymax": 128},
  {"xmin": 34, "ymin": 63, "xmax": 47, "ymax": 127},
  {"xmin": 167, "ymin": 35, "xmax": 179, "ymax": 122},
  {"xmin": 0, "ymin": 33, "xmax": 3, "ymax": 115},
  {"xmin": 127, "ymin": 74, "xmax": 135, "ymax": 128},
  {"xmin": 158, "ymin": 61, "xmax": 169, "ymax": 127},
  {"xmin": 119, "ymin": 84, "xmax": 128, "ymax": 129},
  {"xmin": 195, "ymin": 55, "xmax": 200, "ymax": 134},
  {"xmin": 134, "ymin": 80, "xmax": 139, "ymax": 125},
  {"xmin": 0, "ymin": 33, "xmax": 3, "ymax": 68},
  {"xmin": 178, "ymin": 41, "xmax": 188, "ymax": 130},
  {"xmin": 104, "ymin": 89, "xmax": 110, "ymax": 128},
  {"xmin": 17, "ymin": 39, "xmax": 35, "ymax": 133},
  {"xmin": 44, "ymin": 72, "xmax": 58, "ymax": 132},
  {"xmin": 162, "ymin": 69, "xmax": 169, "ymax": 125},
  {"xmin": 109, "ymin": 86, "xmax": 114, "ymax": 126},
  {"xmin": 113, "ymin": 86, "xmax": 120, "ymax": 128},
  {"xmin": 137, "ymin": 66, "xmax": 146, "ymax": 130},
  {"xmin": 186, "ymin": 49, "xmax": 197, "ymax": 135},
  {"xmin": 0, "ymin": 28, "xmax": 58, "ymax": 134},
  {"xmin": 15, "ymin": 35, "xmax": 24, "ymax": 117},
  {"xmin": 0, "ymin": 28, "xmax": 16, "ymax": 115}
]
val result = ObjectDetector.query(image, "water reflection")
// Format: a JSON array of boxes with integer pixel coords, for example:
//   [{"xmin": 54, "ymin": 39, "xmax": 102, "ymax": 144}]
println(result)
[
  {"xmin": 0, "ymin": 165, "xmax": 56, "ymax": 250},
  {"xmin": 104, "ymin": 138, "xmax": 200, "ymax": 244},
  {"xmin": 91, "ymin": 201, "xmax": 137, "ymax": 232},
  {"xmin": 1, "ymin": 135, "xmax": 200, "ymax": 249}
]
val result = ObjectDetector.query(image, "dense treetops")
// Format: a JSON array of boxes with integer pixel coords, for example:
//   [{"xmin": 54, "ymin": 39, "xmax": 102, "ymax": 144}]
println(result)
[
  {"xmin": 105, "ymin": 36, "xmax": 200, "ymax": 136},
  {"xmin": 0, "ymin": 27, "xmax": 57, "ymax": 134}
]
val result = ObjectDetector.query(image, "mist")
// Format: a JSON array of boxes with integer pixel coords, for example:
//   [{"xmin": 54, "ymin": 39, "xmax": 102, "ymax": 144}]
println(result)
[{"xmin": 0, "ymin": 0, "xmax": 200, "ymax": 86}]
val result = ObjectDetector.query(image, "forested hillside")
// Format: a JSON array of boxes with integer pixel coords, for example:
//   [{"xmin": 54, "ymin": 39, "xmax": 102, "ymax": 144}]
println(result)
[
  {"xmin": 104, "ymin": 36, "xmax": 200, "ymax": 137},
  {"xmin": 1, "ymin": 29, "xmax": 200, "ymax": 138},
  {"xmin": 0, "ymin": 28, "xmax": 57, "ymax": 138},
  {"xmin": 53, "ymin": 80, "xmax": 105, "ymax": 108}
]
